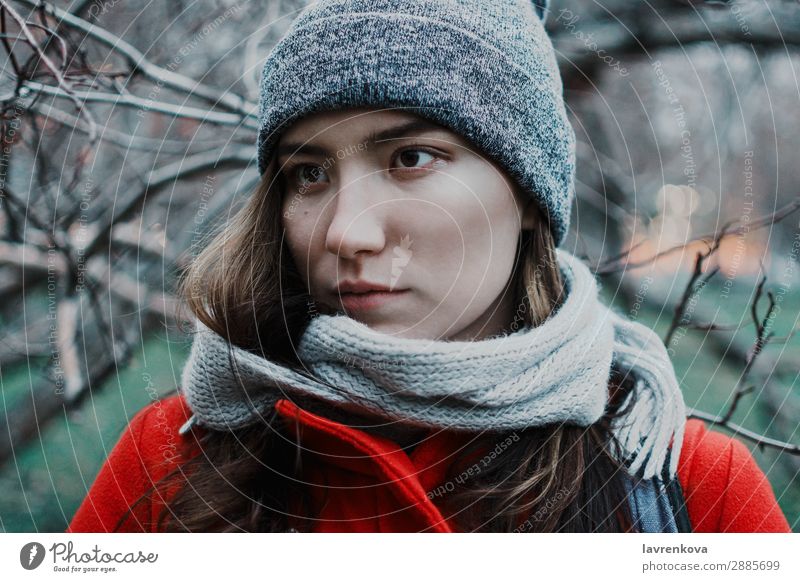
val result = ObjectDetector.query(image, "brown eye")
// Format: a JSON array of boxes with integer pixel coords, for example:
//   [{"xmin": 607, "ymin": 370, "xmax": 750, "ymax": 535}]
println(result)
[
  {"xmin": 296, "ymin": 165, "xmax": 328, "ymax": 188},
  {"xmin": 396, "ymin": 149, "xmax": 435, "ymax": 169}
]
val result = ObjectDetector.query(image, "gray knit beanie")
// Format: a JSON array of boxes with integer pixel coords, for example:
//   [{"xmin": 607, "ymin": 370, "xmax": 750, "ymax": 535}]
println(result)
[{"xmin": 257, "ymin": 0, "xmax": 575, "ymax": 246}]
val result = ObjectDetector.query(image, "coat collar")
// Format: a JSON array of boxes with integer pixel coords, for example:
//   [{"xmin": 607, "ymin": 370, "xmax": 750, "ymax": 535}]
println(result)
[
  {"xmin": 274, "ymin": 398, "xmax": 474, "ymax": 492},
  {"xmin": 273, "ymin": 398, "xmax": 476, "ymax": 532}
]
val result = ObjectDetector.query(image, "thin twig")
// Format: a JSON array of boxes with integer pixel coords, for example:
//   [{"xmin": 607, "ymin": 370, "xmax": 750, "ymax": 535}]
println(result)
[
  {"xmin": 22, "ymin": 80, "xmax": 255, "ymax": 127},
  {"xmin": 1, "ymin": 0, "xmax": 97, "ymax": 140},
  {"xmin": 596, "ymin": 196, "xmax": 800, "ymax": 275},
  {"xmin": 16, "ymin": 0, "xmax": 258, "ymax": 123},
  {"xmin": 688, "ymin": 408, "xmax": 800, "ymax": 455},
  {"xmin": 662, "ymin": 239, "xmax": 723, "ymax": 348}
]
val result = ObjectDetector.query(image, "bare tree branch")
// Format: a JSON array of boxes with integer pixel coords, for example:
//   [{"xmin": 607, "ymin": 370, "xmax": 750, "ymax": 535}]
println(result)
[
  {"xmin": 1, "ymin": 0, "xmax": 97, "ymax": 140},
  {"xmin": 22, "ymin": 80, "xmax": 255, "ymax": 127},
  {"xmin": 15, "ymin": 0, "xmax": 258, "ymax": 123},
  {"xmin": 687, "ymin": 407, "xmax": 800, "ymax": 454}
]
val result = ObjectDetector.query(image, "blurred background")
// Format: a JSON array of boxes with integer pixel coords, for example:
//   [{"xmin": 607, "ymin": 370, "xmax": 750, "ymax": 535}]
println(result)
[{"xmin": 0, "ymin": 0, "xmax": 798, "ymax": 532}]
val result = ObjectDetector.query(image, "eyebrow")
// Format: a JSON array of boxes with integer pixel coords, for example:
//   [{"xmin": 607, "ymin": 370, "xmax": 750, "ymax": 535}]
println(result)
[{"xmin": 275, "ymin": 118, "xmax": 447, "ymax": 159}]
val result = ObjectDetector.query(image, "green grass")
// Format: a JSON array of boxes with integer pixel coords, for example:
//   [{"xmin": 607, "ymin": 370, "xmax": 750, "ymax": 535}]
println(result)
[{"xmin": 0, "ymin": 329, "xmax": 190, "ymax": 532}]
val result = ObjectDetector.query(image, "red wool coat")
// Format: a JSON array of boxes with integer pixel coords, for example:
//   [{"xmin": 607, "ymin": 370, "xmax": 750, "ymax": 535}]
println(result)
[{"xmin": 66, "ymin": 393, "xmax": 792, "ymax": 533}]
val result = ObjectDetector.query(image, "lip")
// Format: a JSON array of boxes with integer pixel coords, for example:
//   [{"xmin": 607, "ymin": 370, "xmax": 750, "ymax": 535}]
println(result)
[
  {"xmin": 335, "ymin": 280, "xmax": 395, "ymax": 294},
  {"xmin": 338, "ymin": 289, "xmax": 410, "ymax": 312}
]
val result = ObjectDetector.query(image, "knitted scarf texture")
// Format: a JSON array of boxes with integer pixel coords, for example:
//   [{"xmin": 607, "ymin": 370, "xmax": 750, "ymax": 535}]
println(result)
[{"xmin": 179, "ymin": 248, "xmax": 686, "ymax": 480}]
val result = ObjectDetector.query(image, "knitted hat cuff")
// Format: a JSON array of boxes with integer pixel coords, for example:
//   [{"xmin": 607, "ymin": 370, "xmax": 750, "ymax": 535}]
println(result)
[{"xmin": 257, "ymin": 10, "xmax": 575, "ymax": 246}]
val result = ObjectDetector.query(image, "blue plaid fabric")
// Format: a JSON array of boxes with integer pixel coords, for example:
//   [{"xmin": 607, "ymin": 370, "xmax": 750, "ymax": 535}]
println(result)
[
  {"xmin": 627, "ymin": 477, "xmax": 677, "ymax": 532},
  {"xmin": 626, "ymin": 474, "xmax": 692, "ymax": 533}
]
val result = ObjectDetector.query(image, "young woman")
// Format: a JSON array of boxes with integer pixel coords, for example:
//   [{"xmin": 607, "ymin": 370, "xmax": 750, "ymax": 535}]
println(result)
[{"xmin": 67, "ymin": 0, "xmax": 790, "ymax": 533}]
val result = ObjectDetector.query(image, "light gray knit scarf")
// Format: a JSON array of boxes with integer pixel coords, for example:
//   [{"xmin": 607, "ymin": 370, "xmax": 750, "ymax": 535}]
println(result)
[{"xmin": 178, "ymin": 249, "xmax": 686, "ymax": 480}]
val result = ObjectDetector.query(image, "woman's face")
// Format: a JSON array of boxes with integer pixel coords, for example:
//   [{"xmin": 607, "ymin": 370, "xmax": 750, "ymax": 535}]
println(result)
[{"xmin": 277, "ymin": 107, "xmax": 536, "ymax": 340}]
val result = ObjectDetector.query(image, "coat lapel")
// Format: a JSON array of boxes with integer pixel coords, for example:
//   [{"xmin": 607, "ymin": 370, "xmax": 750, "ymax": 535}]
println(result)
[{"xmin": 274, "ymin": 398, "xmax": 475, "ymax": 532}]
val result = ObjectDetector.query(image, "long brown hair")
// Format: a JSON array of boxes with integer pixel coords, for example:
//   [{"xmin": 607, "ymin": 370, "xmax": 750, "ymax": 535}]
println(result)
[{"xmin": 119, "ymin": 158, "xmax": 640, "ymax": 533}]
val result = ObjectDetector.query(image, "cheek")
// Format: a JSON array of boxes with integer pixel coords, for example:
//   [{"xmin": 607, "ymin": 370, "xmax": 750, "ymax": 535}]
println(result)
[
  {"xmin": 441, "ymin": 189, "xmax": 520, "ymax": 294},
  {"xmin": 453, "ymin": 191, "xmax": 520, "ymax": 262},
  {"xmin": 411, "ymin": 204, "xmax": 517, "ymax": 308},
  {"xmin": 281, "ymin": 202, "xmax": 317, "ymax": 272}
]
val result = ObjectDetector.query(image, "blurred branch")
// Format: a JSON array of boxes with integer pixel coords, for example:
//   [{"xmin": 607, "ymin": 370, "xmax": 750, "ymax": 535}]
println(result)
[
  {"xmin": 0, "ymin": 333, "xmax": 135, "ymax": 466},
  {"xmin": 84, "ymin": 146, "xmax": 253, "ymax": 256},
  {"xmin": 663, "ymin": 242, "xmax": 721, "ymax": 347},
  {"xmin": 1, "ymin": 0, "xmax": 97, "ymax": 140},
  {"xmin": 595, "ymin": 196, "xmax": 800, "ymax": 275},
  {"xmin": 22, "ymin": 80, "xmax": 253, "ymax": 127},
  {"xmin": 686, "ymin": 407, "xmax": 800, "ymax": 454},
  {"xmin": 553, "ymin": 0, "xmax": 800, "ymax": 81},
  {"xmin": 15, "ymin": 0, "xmax": 259, "ymax": 125},
  {"xmin": 29, "ymin": 102, "xmax": 244, "ymax": 153},
  {"xmin": 718, "ymin": 261, "xmax": 776, "ymax": 426}
]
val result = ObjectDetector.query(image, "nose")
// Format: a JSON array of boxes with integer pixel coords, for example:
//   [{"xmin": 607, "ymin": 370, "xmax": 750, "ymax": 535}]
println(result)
[{"xmin": 324, "ymin": 173, "xmax": 386, "ymax": 259}]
